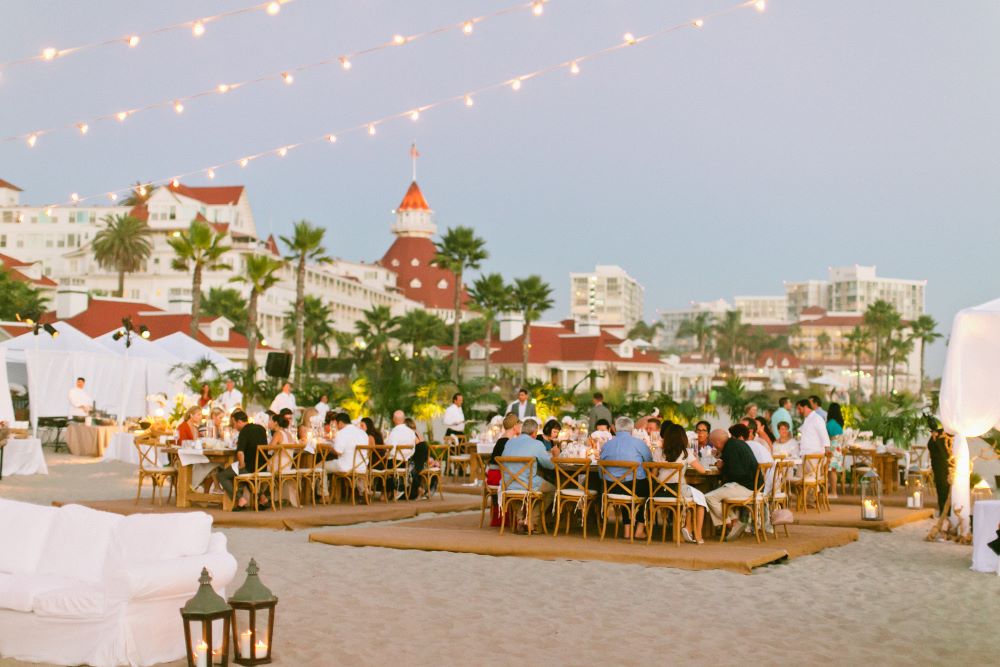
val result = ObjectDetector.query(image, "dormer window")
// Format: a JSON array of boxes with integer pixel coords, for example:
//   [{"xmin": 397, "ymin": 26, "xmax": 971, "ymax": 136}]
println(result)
[
  {"xmin": 410, "ymin": 258, "xmax": 420, "ymax": 267},
  {"xmin": 437, "ymin": 279, "xmax": 448, "ymax": 289},
  {"xmin": 410, "ymin": 278, "xmax": 422, "ymax": 288},
  {"xmin": 391, "ymin": 259, "xmax": 400, "ymax": 267}
]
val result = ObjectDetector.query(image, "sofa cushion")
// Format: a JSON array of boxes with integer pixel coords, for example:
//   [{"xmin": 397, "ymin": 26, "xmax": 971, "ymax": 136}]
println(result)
[
  {"xmin": 114, "ymin": 511, "xmax": 213, "ymax": 563},
  {"xmin": 33, "ymin": 581, "xmax": 114, "ymax": 619},
  {"xmin": 36, "ymin": 504, "xmax": 122, "ymax": 584},
  {"xmin": 0, "ymin": 573, "xmax": 77, "ymax": 613},
  {"xmin": 0, "ymin": 498, "xmax": 58, "ymax": 574}
]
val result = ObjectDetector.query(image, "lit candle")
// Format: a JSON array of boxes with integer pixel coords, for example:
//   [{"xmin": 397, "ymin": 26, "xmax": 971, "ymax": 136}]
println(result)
[
  {"xmin": 240, "ymin": 630, "xmax": 252, "ymax": 657},
  {"xmin": 863, "ymin": 499, "xmax": 877, "ymax": 520},
  {"xmin": 195, "ymin": 640, "xmax": 208, "ymax": 667},
  {"xmin": 255, "ymin": 640, "xmax": 268, "ymax": 656},
  {"xmin": 913, "ymin": 490, "xmax": 921, "ymax": 507}
]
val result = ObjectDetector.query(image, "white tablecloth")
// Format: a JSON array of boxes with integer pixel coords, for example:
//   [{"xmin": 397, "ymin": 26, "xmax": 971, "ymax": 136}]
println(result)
[
  {"xmin": 2, "ymin": 438, "xmax": 48, "ymax": 476},
  {"xmin": 972, "ymin": 499, "xmax": 1000, "ymax": 574},
  {"xmin": 102, "ymin": 432, "xmax": 138, "ymax": 464}
]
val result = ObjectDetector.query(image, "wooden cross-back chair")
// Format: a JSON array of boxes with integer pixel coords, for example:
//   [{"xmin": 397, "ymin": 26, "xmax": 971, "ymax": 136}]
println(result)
[
  {"xmin": 420, "ymin": 443, "xmax": 447, "ymax": 501},
  {"xmin": 597, "ymin": 461, "xmax": 642, "ymax": 542},
  {"xmin": 719, "ymin": 461, "xmax": 773, "ymax": 544},
  {"xmin": 134, "ymin": 440, "xmax": 176, "ymax": 505},
  {"xmin": 643, "ymin": 461, "xmax": 688, "ymax": 546},
  {"xmin": 270, "ymin": 443, "xmax": 304, "ymax": 509},
  {"xmin": 232, "ymin": 445, "xmax": 276, "ymax": 512},
  {"xmin": 495, "ymin": 456, "xmax": 547, "ymax": 536},
  {"xmin": 469, "ymin": 452, "xmax": 497, "ymax": 526},
  {"xmin": 769, "ymin": 458, "xmax": 795, "ymax": 538},
  {"xmin": 366, "ymin": 444, "xmax": 394, "ymax": 502},
  {"xmin": 791, "ymin": 453, "xmax": 825, "ymax": 512},
  {"xmin": 391, "ymin": 445, "xmax": 414, "ymax": 501},
  {"xmin": 331, "ymin": 446, "xmax": 370, "ymax": 505},
  {"xmin": 552, "ymin": 458, "xmax": 597, "ymax": 538}
]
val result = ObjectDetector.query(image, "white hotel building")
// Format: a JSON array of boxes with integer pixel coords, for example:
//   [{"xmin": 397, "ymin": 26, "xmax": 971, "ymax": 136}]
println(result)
[{"xmin": 0, "ymin": 176, "xmax": 463, "ymax": 358}]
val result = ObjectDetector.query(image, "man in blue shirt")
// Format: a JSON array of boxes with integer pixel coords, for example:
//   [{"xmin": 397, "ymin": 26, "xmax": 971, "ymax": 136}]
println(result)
[
  {"xmin": 501, "ymin": 419, "xmax": 554, "ymax": 532},
  {"xmin": 771, "ymin": 397, "xmax": 793, "ymax": 436},
  {"xmin": 599, "ymin": 417, "xmax": 652, "ymax": 540}
]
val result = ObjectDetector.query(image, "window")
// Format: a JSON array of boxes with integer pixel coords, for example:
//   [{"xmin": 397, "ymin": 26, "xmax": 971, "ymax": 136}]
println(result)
[
  {"xmin": 89, "ymin": 211, "xmax": 97, "ymax": 223},
  {"xmin": 169, "ymin": 206, "xmax": 176, "ymax": 220},
  {"xmin": 2, "ymin": 211, "xmax": 12, "ymax": 223},
  {"xmin": 437, "ymin": 279, "xmax": 448, "ymax": 289},
  {"xmin": 0, "ymin": 235, "xmax": 5, "ymax": 247},
  {"xmin": 410, "ymin": 258, "xmax": 419, "ymax": 267},
  {"xmin": 410, "ymin": 278, "xmax": 422, "ymax": 288}
]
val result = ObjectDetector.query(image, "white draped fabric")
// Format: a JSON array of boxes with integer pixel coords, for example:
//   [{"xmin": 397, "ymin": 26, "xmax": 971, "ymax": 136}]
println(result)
[
  {"xmin": 153, "ymin": 332, "xmax": 237, "ymax": 372},
  {"xmin": 938, "ymin": 298, "xmax": 1000, "ymax": 537},
  {"xmin": 1, "ymin": 438, "xmax": 47, "ymax": 476},
  {"xmin": 94, "ymin": 332, "xmax": 186, "ymax": 400},
  {"xmin": 0, "ymin": 348, "xmax": 15, "ymax": 424},
  {"xmin": 971, "ymin": 500, "xmax": 1000, "ymax": 574}
]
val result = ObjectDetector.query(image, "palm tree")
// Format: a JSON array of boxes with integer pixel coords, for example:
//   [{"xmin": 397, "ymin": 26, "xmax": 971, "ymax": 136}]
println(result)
[
  {"xmin": 908, "ymin": 314, "xmax": 942, "ymax": 396},
  {"xmin": 467, "ymin": 273, "xmax": 509, "ymax": 380},
  {"xmin": 279, "ymin": 221, "xmax": 332, "ymax": 383},
  {"xmin": 231, "ymin": 254, "xmax": 284, "ymax": 371},
  {"xmin": 91, "ymin": 214, "xmax": 153, "ymax": 297},
  {"xmin": 282, "ymin": 296, "xmax": 335, "ymax": 375},
  {"xmin": 168, "ymin": 220, "xmax": 231, "ymax": 338},
  {"xmin": 395, "ymin": 310, "xmax": 448, "ymax": 357},
  {"xmin": 354, "ymin": 305, "xmax": 401, "ymax": 369},
  {"xmin": 432, "ymin": 226, "xmax": 488, "ymax": 383},
  {"xmin": 510, "ymin": 275, "xmax": 554, "ymax": 385},
  {"xmin": 201, "ymin": 287, "xmax": 249, "ymax": 335},
  {"xmin": 844, "ymin": 326, "xmax": 872, "ymax": 394},
  {"xmin": 713, "ymin": 310, "xmax": 746, "ymax": 369},
  {"xmin": 863, "ymin": 300, "xmax": 902, "ymax": 395},
  {"xmin": 887, "ymin": 333, "xmax": 915, "ymax": 394},
  {"xmin": 677, "ymin": 311, "xmax": 714, "ymax": 357},
  {"xmin": 816, "ymin": 331, "xmax": 832, "ymax": 356},
  {"xmin": 120, "ymin": 181, "xmax": 155, "ymax": 207},
  {"xmin": 626, "ymin": 320, "xmax": 662, "ymax": 342}
]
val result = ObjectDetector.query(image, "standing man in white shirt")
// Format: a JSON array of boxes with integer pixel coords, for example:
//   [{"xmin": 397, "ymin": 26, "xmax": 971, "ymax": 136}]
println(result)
[
  {"xmin": 797, "ymin": 398, "xmax": 830, "ymax": 456},
  {"xmin": 506, "ymin": 388, "xmax": 537, "ymax": 420},
  {"xmin": 269, "ymin": 382, "xmax": 297, "ymax": 415},
  {"xmin": 68, "ymin": 377, "xmax": 93, "ymax": 418},
  {"xmin": 443, "ymin": 393, "xmax": 466, "ymax": 437},
  {"xmin": 314, "ymin": 395, "xmax": 331, "ymax": 421},
  {"xmin": 217, "ymin": 380, "xmax": 243, "ymax": 413}
]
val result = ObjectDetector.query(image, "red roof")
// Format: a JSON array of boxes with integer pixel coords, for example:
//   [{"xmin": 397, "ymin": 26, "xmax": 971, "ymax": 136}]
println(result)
[
  {"xmin": 40, "ymin": 298, "xmax": 271, "ymax": 351},
  {"xmin": 0, "ymin": 322, "xmax": 31, "ymax": 338},
  {"xmin": 0, "ymin": 253, "xmax": 57, "ymax": 287},
  {"xmin": 168, "ymin": 183, "xmax": 244, "ymax": 206},
  {"xmin": 801, "ymin": 306, "xmax": 826, "ymax": 315},
  {"xmin": 456, "ymin": 322, "xmax": 662, "ymax": 365},
  {"xmin": 264, "ymin": 235, "xmax": 281, "ymax": 256},
  {"xmin": 801, "ymin": 314, "xmax": 865, "ymax": 327},
  {"xmin": 0, "ymin": 178, "xmax": 23, "ymax": 192},
  {"xmin": 129, "ymin": 205, "xmax": 149, "ymax": 222},
  {"xmin": 397, "ymin": 181, "xmax": 430, "ymax": 211},
  {"xmin": 756, "ymin": 349, "xmax": 801, "ymax": 369},
  {"xmin": 379, "ymin": 236, "xmax": 466, "ymax": 310}
]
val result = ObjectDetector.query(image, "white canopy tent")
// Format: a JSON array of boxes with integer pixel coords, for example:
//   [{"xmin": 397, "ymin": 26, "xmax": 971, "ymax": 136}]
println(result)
[
  {"xmin": 938, "ymin": 297, "xmax": 1000, "ymax": 536},
  {"xmin": 153, "ymin": 332, "xmax": 238, "ymax": 373},
  {"xmin": 0, "ymin": 348, "xmax": 15, "ymax": 424},
  {"xmin": 94, "ymin": 331, "xmax": 186, "ymax": 399}
]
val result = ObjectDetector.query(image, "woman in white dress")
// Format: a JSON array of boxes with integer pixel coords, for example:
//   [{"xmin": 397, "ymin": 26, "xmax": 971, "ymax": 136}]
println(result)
[
  {"xmin": 772, "ymin": 421, "xmax": 799, "ymax": 459},
  {"xmin": 266, "ymin": 411, "xmax": 300, "ymax": 508},
  {"xmin": 653, "ymin": 423, "xmax": 709, "ymax": 544}
]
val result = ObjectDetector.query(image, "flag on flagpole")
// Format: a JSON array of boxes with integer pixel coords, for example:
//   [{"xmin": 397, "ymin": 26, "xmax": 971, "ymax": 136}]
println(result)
[{"xmin": 410, "ymin": 143, "xmax": 420, "ymax": 159}]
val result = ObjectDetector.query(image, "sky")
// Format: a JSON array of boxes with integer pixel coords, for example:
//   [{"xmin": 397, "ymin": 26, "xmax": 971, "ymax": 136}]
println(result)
[{"xmin": 1, "ymin": 0, "xmax": 998, "ymax": 376}]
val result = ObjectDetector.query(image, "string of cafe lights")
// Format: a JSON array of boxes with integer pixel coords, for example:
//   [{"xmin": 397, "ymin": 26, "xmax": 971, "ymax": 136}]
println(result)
[
  {"xmin": 45, "ymin": 0, "xmax": 767, "ymax": 211},
  {"xmin": 6, "ymin": 0, "xmax": 551, "ymax": 149},
  {"xmin": 0, "ymin": 0, "xmax": 296, "ymax": 74}
]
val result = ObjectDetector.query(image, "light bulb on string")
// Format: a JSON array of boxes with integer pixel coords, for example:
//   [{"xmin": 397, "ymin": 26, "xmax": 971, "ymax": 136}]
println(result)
[
  {"xmin": 42, "ymin": 48, "xmax": 58, "ymax": 61},
  {"xmin": 326, "ymin": 134, "xmax": 337, "ymax": 143},
  {"xmin": 217, "ymin": 83, "xmax": 230, "ymax": 93},
  {"xmin": 624, "ymin": 32, "xmax": 637, "ymax": 45},
  {"xmin": 108, "ymin": 193, "xmax": 118, "ymax": 202},
  {"xmin": 45, "ymin": 207, "xmax": 53, "ymax": 216},
  {"xmin": 409, "ymin": 109, "xmax": 420, "ymax": 121},
  {"xmin": 511, "ymin": 78, "xmax": 522, "ymax": 91},
  {"xmin": 239, "ymin": 157, "xmax": 250, "ymax": 167},
  {"xmin": 206, "ymin": 168, "xmax": 216, "ymax": 179},
  {"xmin": 277, "ymin": 147, "xmax": 288, "ymax": 157},
  {"xmin": 27, "ymin": 134, "xmax": 37, "ymax": 147},
  {"xmin": 693, "ymin": 19, "xmax": 704, "ymax": 28},
  {"xmin": 570, "ymin": 61, "xmax": 580, "ymax": 75},
  {"xmin": 340, "ymin": 56, "xmax": 351, "ymax": 70},
  {"xmin": 368, "ymin": 123, "xmax": 376, "ymax": 136},
  {"xmin": 462, "ymin": 21, "xmax": 474, "ymax": 35},
  {"xmin": 116, "ymin": 111, "xmax": 129, "ymax": 122},
  {"xmin": 192, "ymin": 21, "xmax": 205, "ymax": 37},
  {"xmin": 138, "ymin": 185, "xmax": 147, "ymax": 196},
  {"xmin": 464, "ymin": 94, "xmax": 474, "ymax": 107},
  {"xmin": 171, "ymin": 178, "xmax": 180, "ymax": 187},
  {"xmin": 393, "ymin": 34, "xmax": 406, "ymax": 46},
  {"xmin": 127, "ymin": 35, "xmax": 141, "ymax": 48},
  {"xmin": 173, "ymin": 101, "xmax": 184, "ymax": 114},
  {"xmin": 77, "ymin": 123, "xmax": 89, "ymax": 135},
  {"xmin": 755, "ymin": 0, "xmax": 766, "ymax": 11},
  {"xmin": 282, "ymin": 72, "xmax": 294, "ymax": 84},
  {"xmin": 266, "ymin": 1, "xmax": 281, "ymax": 15},
  {"xmin": 70, "ymin": 193, "xmax": 79, "ymax": 203},
  {"xmin": 532, "ymin": 1, "xmax": 544, "ymax": 17}
]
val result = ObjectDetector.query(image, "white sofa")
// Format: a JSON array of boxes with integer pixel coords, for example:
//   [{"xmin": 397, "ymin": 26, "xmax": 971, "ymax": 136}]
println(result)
[{"xmin": 0, "ymin": 498, "xmax": 237, "ymax": 667}]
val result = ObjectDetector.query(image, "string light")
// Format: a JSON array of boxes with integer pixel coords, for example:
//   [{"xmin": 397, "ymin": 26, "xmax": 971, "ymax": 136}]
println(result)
[
  {"xmin": 27, "ymin": 134, "xmax": 37, "ymax": 148},
  {"xmin": 108, "ymin": 193, "xmax": 118, "ymax": 201},
  {"xmin": 45, "ymin": 207, "xmax": 53, "ymax": 216},
  {"xmin": 463, "ymin": 21, "xmax": 474, "ymax": 35},
  {"xmin": 393, "ymin": 34, "xmax": 407, "ymax": 45},
  {"xmin": 70, "ymin": 193, "xmax": 80, "ymax": 203},
  {"xmin": 277, "ymin": 147, "xmax": 288, "ymax": 157},
  {"xmin": 755, "ymin": 0, "xmax": 766, "ymax": 11},
  {"xmin": 570, "ymin": 61, "xmax": 580, "ymax": 75},
  {"xmin": 693, "ymin": 19, "xmax": 705, "ymax": 28},
  {"xmin": 54, "ymin": 0, "xmax": 764, "ymax": 207},
  {"xmin": 77, "ymin": 123, "xmax": 89, "ymax": 135},
  {"xmin": 511, "ymin": 77, "xmax": 522, "ymax": 91},
  {"xmin": 532, "ymin": 1, "xmax": 545, "ymax": 17},
  {"xmin": 624, "ymin": 32, "xmax": 637, "ymax": 45},
  {"xmin": 1, "ymin": 1, "xmax": 299, "ymax": 73},
  {"xmin": 171, "ymin": 178, "xmax": 181, "ymax": 187},
  {"xmin": 174, "ymin": 101, "xmax": 185, "ymax": 114},
  {"xmin": 4, "ymin": 0, "xmax": 550, "ymax": 149},
  {"xmin": 138, "ymin": 185, "xmax": 147, "ymax": 196},
  {"xmin": 409, "ymin": 110, "xmax": 420, "ymax": 121}
]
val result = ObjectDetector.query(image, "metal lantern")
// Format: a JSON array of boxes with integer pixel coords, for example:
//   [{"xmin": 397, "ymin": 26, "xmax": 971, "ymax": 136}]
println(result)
[
  {"xmin": 971, "ymin": 479, "xmax": 995, "ymax": 507},
  {"xmin": 904, "ymin": 471, "xmax": 924, "ymax": 509},
  {"xmin": 229, "ymin": 559, "xmax": 278, "ymax": 665},
  {"xmin": 860, "ymin": 469, "xmax": 883, "ymax": 521},
  {"xmin": 181, "ymin": 568, "xmax": 231, "ymax": 667}
]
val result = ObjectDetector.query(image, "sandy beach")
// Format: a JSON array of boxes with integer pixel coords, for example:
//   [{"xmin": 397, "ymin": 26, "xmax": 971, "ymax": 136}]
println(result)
[{"xmin": 1, "ymin": 452, "xmax": 998, "ymax": 667}]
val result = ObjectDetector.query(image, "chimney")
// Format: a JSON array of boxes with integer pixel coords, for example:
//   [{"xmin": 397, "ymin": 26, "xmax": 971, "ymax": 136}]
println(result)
[
  {"xmin": 56, "ymin": 279, "xmax": 89, "ymax": 319},
  {"xmin": 574, "ymin": 316, "xmax": 600, "ymax": 336},
  {"xmin": 499, "ymin": 311, "xmax": 524, "ymax": 342}
]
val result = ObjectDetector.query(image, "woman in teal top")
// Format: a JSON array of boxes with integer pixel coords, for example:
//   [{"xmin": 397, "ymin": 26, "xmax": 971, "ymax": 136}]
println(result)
[
  {"xmin": 826, "ymin": 403, "xmax": 844, "ymax": 437},
  {"xmin": 826, "ymin": 403, "xmax": 845, "ymax": 497}
]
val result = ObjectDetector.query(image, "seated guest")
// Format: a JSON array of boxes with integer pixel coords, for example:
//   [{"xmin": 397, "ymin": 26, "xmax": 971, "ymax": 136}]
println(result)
[
  {"xmin": 266, "ymin": 411, "xmax": 299, "ymax": 508},
  {"xmin": 654, "ymin": 423, "xmax": 708, "ymax": 543},
  {"xmin": 360, "ymin": 416, "xmax": 387, "ymax": 470},
  {"xmin": 176, "ymin": 407, "xmax": 201, "ymax": 444},
  {"xmin": 500, "ymin": 418, "xmax": 555, "ymax": 533},
  {"xmin": 385, "ymin": 411, "xmax": 419, "ymax": 498},
  {"xmin": 704, "ymin": 428, "xmax": 760, "ymax": 541},
  {"xmin": 733, "ymin": 422, "xmax": 774, "ymax": 496},
  {"xmin": 402, "ymin": 417, "xmax": 432, "ymax": 499},
  {"xmin": 328, "ymin": 413, "xmax": 367, "ymax": 473},
  {"xmin": 217, "ymin": 410, "xmax": 269, "ymax": 511},
  {"xmin": 693, "ymin": 420, "xmax": 712, "ymax": 457},
  {"xmin": 198, "ymin": 383, "xmax": 213, "ymax": 408},
  {"xmin": 599, "ymin": 417, "xmax": 653, "ymax": 540},
  {"xmin": 588, "ymin": 419, "xmax": 613, "ymax": 451},
  {"xmin": 491, "ymin": 413, "xmax": 521, "ymax": 463},
  {"xmin": 539, "ymin": 420, "xmax": 562, "ymax": 452},
  {"xmin": 642, "ymin": 416, "xmax": 663, "ymax": 447},
  {"xmin": 323, "ymin": 411, "xmax": 337, "ymax": 438},
  {"xmin": 773, "ymin": 421, "xmax": 799, "ymax": 459},
  {"xmin": 753, "ymin": 417, "xmax": 774, "ymax": 448},
  {"xmin": 208, "ymin": 407, "xmax": 225, "ymax": 440}
]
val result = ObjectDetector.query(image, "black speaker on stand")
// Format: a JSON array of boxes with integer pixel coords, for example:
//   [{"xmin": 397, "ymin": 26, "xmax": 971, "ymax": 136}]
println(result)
[{"xmin": 265, "ymin": 352, "xmax": 292, "ymax": 379}]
